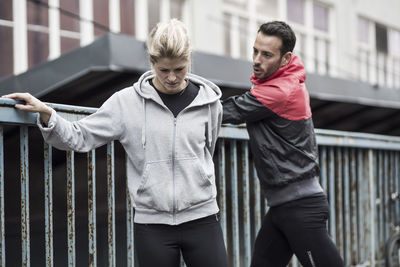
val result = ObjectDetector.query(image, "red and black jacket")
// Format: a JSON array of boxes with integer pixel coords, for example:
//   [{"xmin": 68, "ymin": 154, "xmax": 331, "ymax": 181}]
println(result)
[{"xmin": 222, "ymin": 55, "xmax": 320, "ymax": 189}]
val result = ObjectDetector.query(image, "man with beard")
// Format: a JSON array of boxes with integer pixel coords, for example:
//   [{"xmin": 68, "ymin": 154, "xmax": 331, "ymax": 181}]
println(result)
[{"xmin": 222, "ymin": 21, "xmax": 344, "ymax": 267}]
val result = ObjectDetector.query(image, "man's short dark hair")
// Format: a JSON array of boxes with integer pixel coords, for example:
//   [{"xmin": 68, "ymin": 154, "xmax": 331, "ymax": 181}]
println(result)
[{"xmin": 258, "ymin": 21, "xmax": 296, "ymax": 57}]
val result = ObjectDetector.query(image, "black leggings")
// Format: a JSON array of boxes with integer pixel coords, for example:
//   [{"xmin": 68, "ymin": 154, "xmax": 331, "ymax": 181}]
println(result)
[
  {"xmin": 251, "ymin": 194, "xmax": 344, "ymax": 267},
  {"xmin": 134, "ymin": 214, "xmax": 228, "ymax": 267}
]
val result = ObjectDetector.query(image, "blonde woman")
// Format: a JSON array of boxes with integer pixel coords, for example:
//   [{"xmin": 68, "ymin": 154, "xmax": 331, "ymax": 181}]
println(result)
[{"xmin": 3, "ymin": 19, "xmax": 228, "ymax": 267}]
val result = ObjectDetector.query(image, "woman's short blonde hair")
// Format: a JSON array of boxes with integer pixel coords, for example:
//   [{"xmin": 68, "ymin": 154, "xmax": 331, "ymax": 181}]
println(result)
[{"xmin": 146, "ymin": 19, "xmax": 191, "ymax": 65}]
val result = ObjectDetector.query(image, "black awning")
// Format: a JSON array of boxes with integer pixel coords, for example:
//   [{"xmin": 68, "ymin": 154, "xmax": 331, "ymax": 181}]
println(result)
[{"xmin": 1, "ymin": 33, "xmax": 400, "ymax": 136}]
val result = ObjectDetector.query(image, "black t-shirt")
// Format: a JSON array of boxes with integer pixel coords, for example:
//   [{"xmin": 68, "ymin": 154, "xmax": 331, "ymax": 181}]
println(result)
[{"xmin": 150, "ymin": 79, "xmax": 200, "ymax": 117}]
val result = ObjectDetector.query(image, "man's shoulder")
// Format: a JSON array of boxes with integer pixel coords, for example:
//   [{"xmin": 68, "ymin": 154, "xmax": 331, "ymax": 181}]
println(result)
[{"xmin": 250, "ymin": 82, "xmax": 288, "ymax": 104}]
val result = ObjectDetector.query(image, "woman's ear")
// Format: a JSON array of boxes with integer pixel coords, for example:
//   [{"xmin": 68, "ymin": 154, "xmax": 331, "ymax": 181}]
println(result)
[{"xmin": 280, "ymin": 52, "xmax": 292, "ymax": 67}]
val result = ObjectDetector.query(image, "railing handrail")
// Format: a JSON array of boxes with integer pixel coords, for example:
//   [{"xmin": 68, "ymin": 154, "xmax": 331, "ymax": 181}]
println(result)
[{"xmin": 2, "ymin": 98, "xmax": 400, "ymax": 150}]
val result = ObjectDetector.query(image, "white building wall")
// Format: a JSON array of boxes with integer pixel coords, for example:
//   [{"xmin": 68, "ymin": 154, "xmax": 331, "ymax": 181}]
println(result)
[
  {"xmin": 187, "ymin": 0, "xmax": 224, "ymax": 55},
  {"xmin": 355, "ymin": 0, "xmax": 400, "ymax": 28},
  {"xmin": 2, "ymin": 0, "xmax": 400, "ymax": 89}
]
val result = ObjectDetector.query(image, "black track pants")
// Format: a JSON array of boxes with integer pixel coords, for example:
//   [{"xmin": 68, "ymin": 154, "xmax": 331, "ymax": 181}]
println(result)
[
  {"xmin": 134, "ymin": 214, "xmax": 228, "ymax": 267},
  {"xmin": 251, "ymin": 194, "xmax": 344, "ymax": 267}
]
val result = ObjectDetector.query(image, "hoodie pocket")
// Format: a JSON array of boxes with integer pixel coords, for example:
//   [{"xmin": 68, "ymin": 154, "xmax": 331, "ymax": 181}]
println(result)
[
  {"xmin": 135, "ymin": 159, "xmax": 174, "ymax": 212},
  {"xmin": 174, "ymin": 157, "xmax": 215, "ymax": 211}
]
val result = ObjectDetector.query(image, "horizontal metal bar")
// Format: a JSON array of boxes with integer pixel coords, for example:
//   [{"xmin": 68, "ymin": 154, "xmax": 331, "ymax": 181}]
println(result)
[
  {"xmin": 0, "ymin": 98, "xmax": 96, "ymax": 126},
  {"xmin": 315, "ymin": 128, "xmax": 400, "ymax": 150},
  {"xmin": 218, "ymin": 125, "xmax": 400, "ymax": 150},
  {"xmin": 0, "ymin": 98, "xmax": 97, "ymax": 115},
  {"xmin": 219, "ymin": 124, "xmax": 249, "ymax": 140},
  {"xmin": 0, "ymin": 99, "xmax": 38, "ymax": 126},
  {"xmin": 2, "ymin": 99, "xmax": 400, "ymax": 150}
]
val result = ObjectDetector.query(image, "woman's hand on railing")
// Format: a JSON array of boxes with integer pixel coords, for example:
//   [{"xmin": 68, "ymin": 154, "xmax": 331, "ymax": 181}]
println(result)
[{"xmin": 2, "ymin": 93, "xmax": 52, "ymax": 125}]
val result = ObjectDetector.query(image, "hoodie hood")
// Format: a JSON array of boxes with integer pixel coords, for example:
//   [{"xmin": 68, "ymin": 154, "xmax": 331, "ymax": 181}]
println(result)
[
  {"xmin": 134, "ymin": 70, "xmax": 222, "ymax": 106},
  {"xmin": 133, "ymin": 70, "xmax": 222, "ymax": 149}
]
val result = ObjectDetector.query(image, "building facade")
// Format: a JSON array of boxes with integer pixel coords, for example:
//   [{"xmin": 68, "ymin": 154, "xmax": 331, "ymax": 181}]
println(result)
[{"xmin": 1, "ymin": 0, "xmax": 399, "ymax": 90}]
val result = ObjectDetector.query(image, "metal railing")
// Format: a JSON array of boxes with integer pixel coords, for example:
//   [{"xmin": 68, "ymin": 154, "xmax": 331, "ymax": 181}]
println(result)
[{"xmin": 1, "ymin": 98, "xmax": 400, "ymax": 267}]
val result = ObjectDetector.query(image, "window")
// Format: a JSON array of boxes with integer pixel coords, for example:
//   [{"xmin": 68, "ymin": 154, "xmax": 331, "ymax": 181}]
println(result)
[
  {"xmin": 388, "ymin": 29, "xmax": 400, "ymax": 89},
  {"xmin": 314, "ymin": 37, "xmax": 329, "ymax": 74},
  {"xmin": 28, "ymin": 31, "xmax": 49, "ymax": 68},
  {"xmin": 287, "ymin": 0, "xmax": 304, "ymax": 25},
  {"xmin": 313, "ymin": 2, "xmax": 328, "ymax": 32},
  {"xmin": 389, "ymin": 29, "xmax": 400, "ymax": 57},
  {"xmin": 375, "ymin": 23, "xmax": 388, "ymax": 54},
  {"xmin": 0, "ymin": 0, "xmax": 13, "ymax": 77},
  {"xmin": 0, "ymin": 26, "xmax": 13, "ymax": 77},
  {"xmin": 356, "ymin": 20, "xmax": 400, "ymax": 89},
  {"xmin": 60, "ymin": 0, "xmax": 80, "ymax": 54},
  {"xmin": 0, "ymin": 0, "xmax": 12, "ymax": 20},
  {"xmin": 93, "ymin": 0, "xmax": 109, "ymax": 37},
  {"xmin": 27, "ymin": 0, "xmax": 49, "ymax": 68},
  {"xmin": 356, "ymin": 17, "xmax": 371, "ymax": 83},
  {"xmin": 60, "ymin": 0, "xmax": 80, "ymax": 32},
  {"xmin": 120, "ymin": 0, "xmax": 135, "ymax": 35},
  {"xmin": 294, "ymin": 31, "xmax": 306, "ymax": 65},
  {"xmin": 357, "ymin": 17, "xmax": 369, "ymax": 44},
  {"xmin": 61, "ymin": 37, "xmax": 80, "ymax": 54},
  {"xmin": 287, "ymin": 1, "xmax": 331, "ymax": 75}
]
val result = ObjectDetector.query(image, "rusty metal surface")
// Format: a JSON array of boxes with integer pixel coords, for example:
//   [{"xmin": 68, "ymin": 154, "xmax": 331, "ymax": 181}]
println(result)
[
  {"xmin": 230, "ymin": 140, "xmax": 240, "ymax": 267},
  {"xmin": 126, "ymin": 155, "xmax": 134, "ymax": 267},
  {"xmin": 126, "ymin": 152, "xmax": 135, "ymax": 267},
  {"xmin": 44, "ymin": 143, "xmax": 53, "ymax": 267},
  {"xmin": 368, "ymin": 150, "xmax": 377, "ymax": 266},
  {"xmin": 87, "ymin": 150, "xmax": 97, "ymax": 267},
  {"xmin": 107, "ymin": 142, "xmax": 116, "ymax": 267},
  {"xmin": 327, "ymin": 147, "xmax": 337, "ymax": 243},
  {"xmin": 241, "ymin": 142, "xmax": 251, "ymax": 267},
  {"xmin": 217, "ymin": 140, "xmax": 227, "ymax": 244},
  {"xmin": 253, "ymin": 164, "xmax": 262, "ymax": 235},
  {"xmin": 66, "ymin": 151, "xmax": 76, "ymax": 267},
  {"xmin": 20, "ymin": 126, "xmax": 30, "ymax": 267}
]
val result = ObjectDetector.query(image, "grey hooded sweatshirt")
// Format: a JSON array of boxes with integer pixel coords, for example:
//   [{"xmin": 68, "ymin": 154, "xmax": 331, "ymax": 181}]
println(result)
[{"xmin": 37, "ymin": 70, "xmax": 223, "ymax": 225}]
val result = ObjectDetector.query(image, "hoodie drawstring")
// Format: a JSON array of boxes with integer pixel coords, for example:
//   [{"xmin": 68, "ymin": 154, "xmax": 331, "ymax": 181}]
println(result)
[
  {"xmin": 207, "ymin": 104, "xmax": 212, "ymax": 147},
  {"xmin": 142, "ymin": 98, "xmax": 146, "ymax": 149}
]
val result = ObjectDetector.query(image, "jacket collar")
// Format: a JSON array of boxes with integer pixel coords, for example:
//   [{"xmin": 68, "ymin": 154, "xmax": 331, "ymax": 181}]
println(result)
[{"xmin": 250, "ymin": 54, "xmax": 306, "ymax": 86}]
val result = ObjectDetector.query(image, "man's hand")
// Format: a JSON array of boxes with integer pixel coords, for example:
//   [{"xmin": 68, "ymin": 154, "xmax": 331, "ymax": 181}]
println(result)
[{"xmin": 2, "ymin": 93, "xmax": 52, "ymax": 125}]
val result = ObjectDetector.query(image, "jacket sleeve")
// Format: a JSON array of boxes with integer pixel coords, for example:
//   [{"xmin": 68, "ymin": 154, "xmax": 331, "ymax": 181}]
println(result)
[
  {"xmin": 222, "ymin": 91, "xmax": 277, "ymax": 124},
  {"xmin": 37, "ymin": 93, "xmax": 124, "ymax": 152}
]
